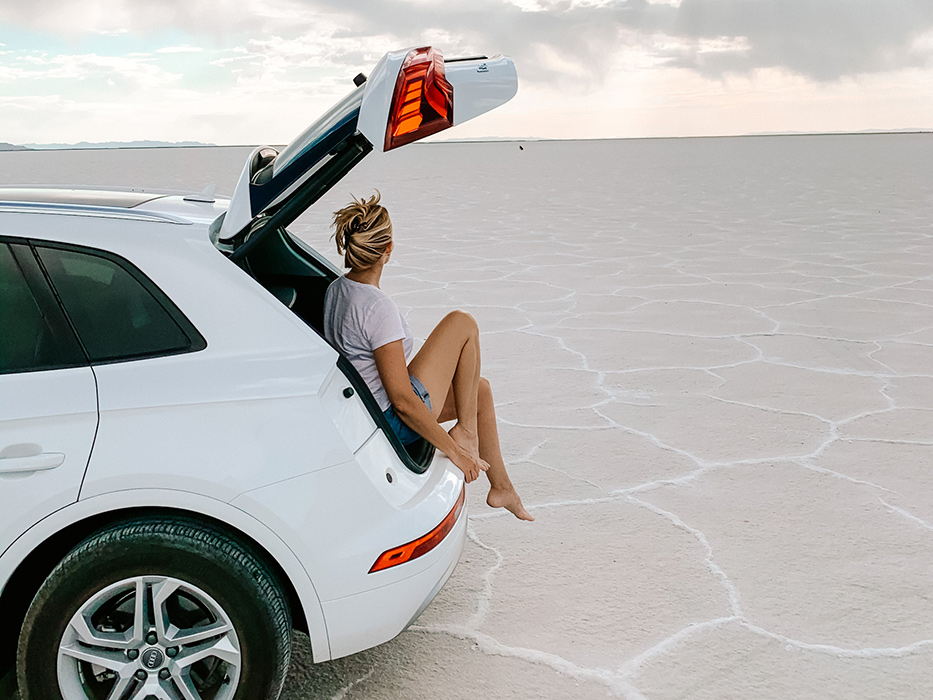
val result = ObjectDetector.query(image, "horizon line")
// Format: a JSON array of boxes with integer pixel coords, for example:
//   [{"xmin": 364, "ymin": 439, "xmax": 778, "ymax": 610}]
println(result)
[{"xmin": 6, "ymin": 128, "xmax": 932, "ymax": 152}]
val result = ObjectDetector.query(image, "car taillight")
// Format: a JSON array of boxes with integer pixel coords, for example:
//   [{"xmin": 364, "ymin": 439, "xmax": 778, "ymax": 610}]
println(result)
[
  {"xmin": 384, "ymin": 47, "xmax": 454, "ymax": 151},
  {"xmin": 369, "ymin": 486, "xmax": 465, "ymax": 573}
]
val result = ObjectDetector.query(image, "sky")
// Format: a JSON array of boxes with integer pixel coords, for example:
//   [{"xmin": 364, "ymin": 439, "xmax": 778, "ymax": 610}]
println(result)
[{"xmin": 2, "ymin": 0, "xmax": 933, "ymax": 146}]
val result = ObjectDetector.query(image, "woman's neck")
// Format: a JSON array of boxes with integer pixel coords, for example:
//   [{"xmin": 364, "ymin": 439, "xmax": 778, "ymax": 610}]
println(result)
[{"xmin": 346, "ymin": 261, "xmax": 384, "ymax": 288}]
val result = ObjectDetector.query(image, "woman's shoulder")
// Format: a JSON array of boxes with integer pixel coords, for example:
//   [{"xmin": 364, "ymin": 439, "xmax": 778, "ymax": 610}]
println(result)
[
  {"xmin": 343, "ymin": 276, "xmax": 393, "ymax": 300},
  {"xmin": 329, "ymin": 276, "xmax": 395, "ymax": 313}
]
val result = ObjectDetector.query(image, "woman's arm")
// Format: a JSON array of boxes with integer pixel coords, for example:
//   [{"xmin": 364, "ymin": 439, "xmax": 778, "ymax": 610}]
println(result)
[{"xmin": 373, "ymin": 339, "xmax": 487, "ymax": 483}]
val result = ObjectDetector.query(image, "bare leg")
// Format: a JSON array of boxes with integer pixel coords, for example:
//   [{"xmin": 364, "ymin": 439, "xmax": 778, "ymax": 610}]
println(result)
[
  {"xmin": 477, "ymin": 378, "xmax": 534, "ymax": 521},
  {"xmin": 409, "ymin": 311, "xmax": 482, "ymax": 457},
  {"xmin": 438, "ymin": 377, "xmax": 534, "ymax": 521}
]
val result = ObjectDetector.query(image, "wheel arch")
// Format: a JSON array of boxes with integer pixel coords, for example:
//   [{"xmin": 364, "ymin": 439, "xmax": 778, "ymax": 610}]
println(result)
[{"xmin": 0, "ymin": 494, "xmax": 331, "ymax": 675}]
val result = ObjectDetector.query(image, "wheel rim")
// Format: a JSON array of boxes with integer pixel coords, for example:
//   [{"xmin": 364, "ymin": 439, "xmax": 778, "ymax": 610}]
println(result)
[{"xmin": 57, "ymin": 575, "xmax": 241, "ymax": 700}]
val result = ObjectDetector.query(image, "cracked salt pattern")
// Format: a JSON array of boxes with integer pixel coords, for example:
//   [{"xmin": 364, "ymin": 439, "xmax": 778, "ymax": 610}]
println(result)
[{"xmin": 5, "ymin": 134, "xmax": 932, "ymax": 699}]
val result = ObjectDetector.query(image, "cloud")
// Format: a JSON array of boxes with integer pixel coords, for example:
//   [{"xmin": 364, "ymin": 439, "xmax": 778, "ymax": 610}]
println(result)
[
  {"xmin": 667, "ymin": 0, "xmax": 933, "ymax": 80},
  {"xmin": 316, "ymin": 0, "xmax": 933, "ymax": 82},
  {"xmin": 277, "ymin": 0, "xmax": 652, "ymax": 87},
  {"xmin": 190, "ymin": 0, "xmax": 933, "ymax": 85},
  {"xmin": 0, "ymin": 0, "xmax": 324, "ymax": 39},
  {"xmin": 0, "ymin": 0, "xmax": 648, "ymax": 87},
  {"xmin": 0, "ymin": 50, "xmax": 180, "ymax": 91},
  {"xmin": 3, "ymin": 0, "xmax": 933, "ymax": 92},
  {"xmin": 156, "ymin": 45, "xmax": 204, "ymax": 53}
]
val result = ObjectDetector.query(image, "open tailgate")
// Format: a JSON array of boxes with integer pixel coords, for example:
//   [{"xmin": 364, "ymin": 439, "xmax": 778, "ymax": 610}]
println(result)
[{"xmin": 216, "ymin": 46, "xmax": 517, "ymax": 257}]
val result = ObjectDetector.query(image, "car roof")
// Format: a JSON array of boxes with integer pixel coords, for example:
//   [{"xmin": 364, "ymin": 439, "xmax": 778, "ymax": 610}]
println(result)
[{"xmin": 0, "ymin": 187, "xmax": 228, "ymax": 227}]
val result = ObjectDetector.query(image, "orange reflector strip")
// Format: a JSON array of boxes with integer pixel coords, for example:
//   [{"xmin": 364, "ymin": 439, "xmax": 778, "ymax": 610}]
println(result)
[{"xmin": 369, "ymin": 486, "xmax": 466, "ymax": 573}]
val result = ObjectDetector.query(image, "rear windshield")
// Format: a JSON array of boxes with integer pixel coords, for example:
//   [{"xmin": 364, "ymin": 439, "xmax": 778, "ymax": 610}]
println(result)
[{"xmin": 271, "ymin": 85, "xmax": 365, "ymax": 178}]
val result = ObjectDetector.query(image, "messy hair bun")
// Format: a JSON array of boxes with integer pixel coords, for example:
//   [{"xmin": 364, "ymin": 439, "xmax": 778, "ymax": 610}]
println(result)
[{"xmin": 332, "ymin": 191, "xmax": 393, "ymax": 271}]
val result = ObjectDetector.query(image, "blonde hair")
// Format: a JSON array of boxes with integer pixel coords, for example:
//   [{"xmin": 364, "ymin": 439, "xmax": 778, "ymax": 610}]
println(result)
[{"xmin": 332, "ymin": 191, "xmax": 393, "ymax": 271}]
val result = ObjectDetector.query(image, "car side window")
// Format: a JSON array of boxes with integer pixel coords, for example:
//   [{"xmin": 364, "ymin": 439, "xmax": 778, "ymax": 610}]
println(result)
[
  {"xmin": 0, "ymin": 243, "xmax": 86, "ymax": 374},
  {"xmin": 36, "ymin": 245, "xmax": 206, "ymax": 364}
]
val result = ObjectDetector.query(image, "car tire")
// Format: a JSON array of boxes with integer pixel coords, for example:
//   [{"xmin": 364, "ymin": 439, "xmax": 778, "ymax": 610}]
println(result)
[{"xmin": 16, "ymin": 517, "xmax": 291, "ymax": 700}]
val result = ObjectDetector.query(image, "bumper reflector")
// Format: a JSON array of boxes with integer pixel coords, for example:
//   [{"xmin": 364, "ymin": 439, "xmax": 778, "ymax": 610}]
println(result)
[{"xmin": 369, "ymin": 486, "xmax": 466, "ymax": 573}]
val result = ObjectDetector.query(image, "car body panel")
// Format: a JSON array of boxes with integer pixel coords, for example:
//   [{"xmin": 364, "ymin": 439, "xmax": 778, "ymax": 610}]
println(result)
[
  {"xmin": 81, "ymin": 373, "xmax": 353, "ymax": 500},
  {"xmin": 445, "ymin": 55, "xmax": 519, "ymax": 126},
  {"xmin": 230, "ymin": 448, "xmax": 463, "ymax": 603},
  {"xmin": 16, "ymin": 215, "xmax": 356, "ymax": 500},
  {"xmin": 321, "ymin": 507, "xmax": 466, "ymax": 660},
  {"xmin": 0, "ymin": 368, "xmax": 98, "ymax": 556},
  {"xmin": 318, "ymin": 364, "xmax": 377, "ymax": 453},
  {"xmin": 133, "ymin": 194, "xmax": 229, "ymax": 225}
]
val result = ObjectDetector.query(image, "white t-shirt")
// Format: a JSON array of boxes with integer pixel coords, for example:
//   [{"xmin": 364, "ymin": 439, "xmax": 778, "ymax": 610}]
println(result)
[{"xmin": 323, "ymin": 275, "xmax": 414, "ymax": 411}]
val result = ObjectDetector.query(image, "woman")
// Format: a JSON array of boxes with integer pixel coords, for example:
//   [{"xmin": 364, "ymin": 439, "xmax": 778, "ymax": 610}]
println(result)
[{"xmin": 323, "ymin": 193, "xmax": 533, "ymax": 521}]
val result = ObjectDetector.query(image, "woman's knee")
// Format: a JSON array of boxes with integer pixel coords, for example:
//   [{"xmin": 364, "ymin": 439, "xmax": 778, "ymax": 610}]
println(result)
[
  {"xmin": 478, "ymin": 376, "xmax": 492, "ymax": 402},
  {"xmin": 444, "ymin": 309, "xmax": 478, "ymax": 336}
]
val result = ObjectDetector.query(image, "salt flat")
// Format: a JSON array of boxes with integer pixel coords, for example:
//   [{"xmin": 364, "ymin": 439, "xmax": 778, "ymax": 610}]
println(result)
[{"xmin": 3, "ymin": 134, "xmax": 932, "ymax": 699}]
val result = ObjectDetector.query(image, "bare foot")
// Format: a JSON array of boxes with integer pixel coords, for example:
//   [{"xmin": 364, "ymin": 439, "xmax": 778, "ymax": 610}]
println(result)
[
  {"xmin": 449, "ymin": 422, "xmax": 480, "ymax": 459},
  {"xmin": 487, "ymin": 486, "xmax": 535, "ymax": 521}
]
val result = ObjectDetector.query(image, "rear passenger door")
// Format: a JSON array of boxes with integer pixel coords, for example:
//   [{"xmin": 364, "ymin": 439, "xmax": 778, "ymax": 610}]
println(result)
[
  {"xmin": 0, "ymin": 240, "xmax": 98, "ymax": 551},
  {"xmin": 30, "ymin": 242, "xmax": 208, "ymax": 499}
]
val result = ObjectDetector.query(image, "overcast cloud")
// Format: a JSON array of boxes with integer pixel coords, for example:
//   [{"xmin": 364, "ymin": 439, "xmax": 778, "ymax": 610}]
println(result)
[
  {"xmin": 4, "ymin": 0, "xmax": 933, "ymax": 82},
  {"xmin": 2, "ymin": 0, "xmax": 933, "ymax": 142}
]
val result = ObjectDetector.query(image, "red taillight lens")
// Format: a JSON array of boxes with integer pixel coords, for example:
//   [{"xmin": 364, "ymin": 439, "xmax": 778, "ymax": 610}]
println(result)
[
  {"xmin": 385, "ymin": 47, "xmax": 454, "ymax": 151},
  {"xmin": 369, "ymin": 486, "xmax": 465, "ymax": 573}
]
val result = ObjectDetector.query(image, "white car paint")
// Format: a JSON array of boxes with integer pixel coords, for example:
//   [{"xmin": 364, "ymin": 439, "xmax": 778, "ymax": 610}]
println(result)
[{"xmin": 0, "ymin": 196, "xmax": 467, "ymax": 665}]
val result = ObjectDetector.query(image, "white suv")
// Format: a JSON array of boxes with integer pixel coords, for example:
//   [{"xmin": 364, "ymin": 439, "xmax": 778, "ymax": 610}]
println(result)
[{"xmin": 0, "ymin": 47, "xmax": 517, "ymax": 700}]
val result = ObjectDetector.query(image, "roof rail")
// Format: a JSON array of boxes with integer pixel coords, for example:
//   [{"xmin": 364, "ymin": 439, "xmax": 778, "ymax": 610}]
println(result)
[{"xmin": 0, "ymin": 200, "xmax": 190, "ymax": 224}]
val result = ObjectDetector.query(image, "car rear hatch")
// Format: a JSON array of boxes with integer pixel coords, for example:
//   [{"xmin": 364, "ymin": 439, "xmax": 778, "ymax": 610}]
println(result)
[{"xmin": 213, "ymin": 46, "xmax": 517, "ymax": 260}]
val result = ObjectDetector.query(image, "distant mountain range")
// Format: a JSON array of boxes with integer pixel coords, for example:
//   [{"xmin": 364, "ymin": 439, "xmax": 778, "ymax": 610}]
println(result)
[
  {"xmin": 3, "ymin": 131, "xmax": 931, "ymax": 152},
  {"xmin": 2, "ymin": 140, "xmax": 215, "ymax": 151}
]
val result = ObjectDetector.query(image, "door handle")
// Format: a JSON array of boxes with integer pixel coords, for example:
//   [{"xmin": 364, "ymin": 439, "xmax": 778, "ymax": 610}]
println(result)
[{"xmin": 0, "ymin": 453, "xmax": 66, "ymax": 473}]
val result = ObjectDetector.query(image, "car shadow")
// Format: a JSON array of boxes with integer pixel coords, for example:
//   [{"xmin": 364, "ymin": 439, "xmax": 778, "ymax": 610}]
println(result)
[{"xmin": 280, "ymin": 631, "xmax": 383, "ymax": 699}]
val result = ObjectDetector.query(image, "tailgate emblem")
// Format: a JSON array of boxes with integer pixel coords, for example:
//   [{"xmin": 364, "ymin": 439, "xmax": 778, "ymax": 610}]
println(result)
[{"xmin": 477, "ymin": 63, "xmax": 488, "ymax": 73}]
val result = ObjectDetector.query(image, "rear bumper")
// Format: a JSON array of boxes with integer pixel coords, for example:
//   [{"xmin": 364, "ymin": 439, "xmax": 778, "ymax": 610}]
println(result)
[
  {"xmin": 230, "ymin": 441, "xmax": 465, "ymax": 662},
  {"xmin": 321, "ymin": 501, "xmax": 468, "ymax": 659}
]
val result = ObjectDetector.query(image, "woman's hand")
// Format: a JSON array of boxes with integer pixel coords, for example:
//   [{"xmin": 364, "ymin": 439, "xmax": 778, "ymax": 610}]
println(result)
[
  {"xmin": 448, "ymin": 444, "xmax": 489, "ymax": 484},
  {"xmin": 375, "ymin": 340, "xmax": 488, "ymax": 482}
]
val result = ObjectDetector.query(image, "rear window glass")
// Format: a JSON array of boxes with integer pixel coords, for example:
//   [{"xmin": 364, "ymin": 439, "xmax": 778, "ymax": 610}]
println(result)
[
  {"xmin": 0, "ymin": 243, "xmax": 85, "ymax": 374},
  {"xmin": 37, "ymin": 246, "xmax": 202, "ymax": 364},
  {"xmin": 272, "ymin": 86, "xmax": 363, "ymax": 177}
]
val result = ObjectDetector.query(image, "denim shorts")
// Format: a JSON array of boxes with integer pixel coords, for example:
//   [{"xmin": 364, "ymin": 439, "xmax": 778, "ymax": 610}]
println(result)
[{"xmin": 383, "ymin": 375, "xmax": 432, "ymax": 445}]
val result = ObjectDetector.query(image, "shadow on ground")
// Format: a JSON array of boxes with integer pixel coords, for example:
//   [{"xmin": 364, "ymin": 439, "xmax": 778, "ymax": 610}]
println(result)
[{"xmin": 281, "ymin": 631, "xmax": 376, "ymax": 699}]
